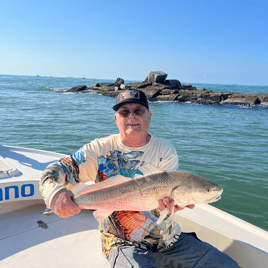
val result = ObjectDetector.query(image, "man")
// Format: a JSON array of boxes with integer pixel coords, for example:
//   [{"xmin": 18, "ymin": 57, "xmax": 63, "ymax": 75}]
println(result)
[{"xmin": 40, "ymin": 89, "xmax": 238, "ymax": 267}]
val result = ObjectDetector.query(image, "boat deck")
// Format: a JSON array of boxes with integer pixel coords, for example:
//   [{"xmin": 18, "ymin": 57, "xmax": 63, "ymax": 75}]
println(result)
[
  {"xmin": 0, "ymin": 203, "xmax": 110, "ymax": 267},
  {"xmin": 1, "ymin": 202, "xmax": 268, "ymax": 267}
]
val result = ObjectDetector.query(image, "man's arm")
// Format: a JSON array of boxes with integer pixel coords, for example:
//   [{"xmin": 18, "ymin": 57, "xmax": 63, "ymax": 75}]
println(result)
[
  {"xmin": 40, "ymin": 159, "xmax": 82, "ymax": 217},
  {"xmin": 40, "ymin": 145, "xmax": 97, "ymax": 217}
]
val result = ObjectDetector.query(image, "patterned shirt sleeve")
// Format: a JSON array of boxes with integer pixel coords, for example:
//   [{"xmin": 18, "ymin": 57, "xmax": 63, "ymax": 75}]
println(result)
[{"xmin": 39, "ymin": 145, "xmax": 96, "ymax": 206}]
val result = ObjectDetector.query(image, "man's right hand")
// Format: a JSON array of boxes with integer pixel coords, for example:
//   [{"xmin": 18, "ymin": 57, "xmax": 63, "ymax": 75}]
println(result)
[{"xmin": 50, "ymin": 188, "xmax": 81, "ymax": 218}]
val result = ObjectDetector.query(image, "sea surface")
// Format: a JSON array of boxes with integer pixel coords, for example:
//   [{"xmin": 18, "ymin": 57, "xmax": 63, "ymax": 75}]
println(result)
[{"xmin": 0, "ymin": 74, "xmax": 267, "ymax": 231}]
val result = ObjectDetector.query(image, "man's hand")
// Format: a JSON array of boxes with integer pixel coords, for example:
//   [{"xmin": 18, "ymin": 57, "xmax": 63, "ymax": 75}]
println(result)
[
  {"xmin": 158, "ymin": 197, "xmax": 195, "ymax": 213},
  {"xmin": 50, "ymin": 188, "xmax": 81, "ymax": 218}
]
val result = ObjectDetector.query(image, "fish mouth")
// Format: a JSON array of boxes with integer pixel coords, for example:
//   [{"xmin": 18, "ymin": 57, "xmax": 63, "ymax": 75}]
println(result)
[{"xmin": 207, "ymin": 194, "xmax": 221, "ymax": 203}]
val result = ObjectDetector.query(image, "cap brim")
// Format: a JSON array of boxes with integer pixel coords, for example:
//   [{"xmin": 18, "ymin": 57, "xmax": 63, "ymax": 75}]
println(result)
[{"xmin": 113, "ymin": 100, "xmax": 149, "ymax": 111}]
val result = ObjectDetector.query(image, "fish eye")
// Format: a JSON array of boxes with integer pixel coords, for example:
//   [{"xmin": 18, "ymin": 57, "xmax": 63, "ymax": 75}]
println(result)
[{"xmin": 206, "ymin": 189, "xmax": 211, "ymax": 193}]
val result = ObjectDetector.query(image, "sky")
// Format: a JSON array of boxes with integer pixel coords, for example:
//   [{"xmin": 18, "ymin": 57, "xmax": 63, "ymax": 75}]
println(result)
[{"xmin": 1, "ymin": 0, "xmax": 267, "ymax": 85}]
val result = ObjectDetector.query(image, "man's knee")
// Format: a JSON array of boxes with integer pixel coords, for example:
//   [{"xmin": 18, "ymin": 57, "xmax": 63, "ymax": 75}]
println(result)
[{"xmin": 158, "ymin": 232, "xmax": 239, "ymax": 268}]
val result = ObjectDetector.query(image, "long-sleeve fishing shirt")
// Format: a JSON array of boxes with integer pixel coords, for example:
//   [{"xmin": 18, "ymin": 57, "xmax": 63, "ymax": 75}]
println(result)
[{"xmin": 40, "ymin": 134, "xmax": 180, "ymax": 257}]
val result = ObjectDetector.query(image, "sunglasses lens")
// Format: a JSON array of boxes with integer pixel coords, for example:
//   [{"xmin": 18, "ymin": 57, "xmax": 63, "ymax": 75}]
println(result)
[
  {"xmin": 134, "ymin": 109, "xmax": 145, "ymax": 116},
  {"xmin": 119, "ymin": 110, "xmax": 130, "ymax": 117},
  {"xmin": 118, "ymin": 108, "xmax": 146, "ymax": 117}
]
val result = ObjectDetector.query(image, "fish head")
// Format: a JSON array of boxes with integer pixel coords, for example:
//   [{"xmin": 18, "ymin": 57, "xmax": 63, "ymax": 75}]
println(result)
[{"xmin": 170, "ymin": 171, "xmax": 223, "ymax": 206}]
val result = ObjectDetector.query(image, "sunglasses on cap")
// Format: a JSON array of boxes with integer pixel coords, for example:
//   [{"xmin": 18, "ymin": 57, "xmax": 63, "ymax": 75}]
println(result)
[{"xmin": 117, "ymin": 108, "xmax": 146, "ymax": 118}]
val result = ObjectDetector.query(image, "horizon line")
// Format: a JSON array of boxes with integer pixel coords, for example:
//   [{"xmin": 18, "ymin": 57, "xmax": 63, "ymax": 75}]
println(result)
[{"xmin": 0, "ymin": 73, "xmax": 267, "ymax": 87}]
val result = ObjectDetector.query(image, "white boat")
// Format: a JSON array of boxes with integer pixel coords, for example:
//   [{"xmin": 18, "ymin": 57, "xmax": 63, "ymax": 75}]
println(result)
[{"xmin": 0, "ymin": 145, "xmax": 268, "ymax": 268}]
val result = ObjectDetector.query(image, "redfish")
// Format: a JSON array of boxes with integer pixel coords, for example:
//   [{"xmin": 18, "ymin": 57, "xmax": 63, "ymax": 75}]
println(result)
[{"xmin": 70, "ymin": 169, "xmax": 223, "ymax": 222}]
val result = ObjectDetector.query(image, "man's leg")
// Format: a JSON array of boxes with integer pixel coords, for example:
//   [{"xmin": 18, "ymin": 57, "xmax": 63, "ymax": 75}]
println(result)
[
  {"xmin": 107, "ymin": 245, "xmax": 157, "ymax": 268},
  {"xmin": 154, "ymin": 233, "xmax": 239, "ymax": 268}
]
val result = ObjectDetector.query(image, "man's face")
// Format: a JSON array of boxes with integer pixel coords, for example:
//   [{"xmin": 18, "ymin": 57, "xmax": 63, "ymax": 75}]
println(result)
[{"xmin": 114, "ymin": 103, "xmax": 152, "ymax": 138}]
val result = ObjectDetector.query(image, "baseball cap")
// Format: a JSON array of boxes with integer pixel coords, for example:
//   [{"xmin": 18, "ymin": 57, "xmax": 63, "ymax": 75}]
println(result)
[{"xmin": 113, "ymin": 89, "xmax": 149, "ymax": 111}]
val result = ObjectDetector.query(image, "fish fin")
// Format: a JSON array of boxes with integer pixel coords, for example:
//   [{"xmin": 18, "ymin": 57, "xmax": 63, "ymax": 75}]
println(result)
[
  {"xmin": 169, "ymin": 202, "xmax": 175, "ymax": 234},
  {"xmin": 75, "ymin": 175, "xmax": 132, "ymax": 198},
  {"xmin": 135, "ymin": 163, "xmax": 165, "ymax": 178},
  {"xmin": 93, "ymin": 209, "xmax": 114, "ymax": 222},
  {"xmin": 156, "ymin": 208, "xmax": 169, "ymax": 225},
  {"xmin": 43, "ymin": 207, "xmax": 55, "ymax": 216},
  {"xmin": 117, "ymin": 211, "xmax": 159, "ymax": 241}
]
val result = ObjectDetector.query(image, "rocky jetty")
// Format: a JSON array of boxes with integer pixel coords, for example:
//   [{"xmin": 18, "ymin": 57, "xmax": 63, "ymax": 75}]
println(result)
[{"xmin": 66, "ymin": 71, "xmax": 268, "ymax": 107}]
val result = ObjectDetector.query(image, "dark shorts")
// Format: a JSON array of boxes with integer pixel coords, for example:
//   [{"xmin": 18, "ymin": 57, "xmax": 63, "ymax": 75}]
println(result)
[{"xmin": 107, "ymin": 233, "xmax": 239, "ymax": 268}]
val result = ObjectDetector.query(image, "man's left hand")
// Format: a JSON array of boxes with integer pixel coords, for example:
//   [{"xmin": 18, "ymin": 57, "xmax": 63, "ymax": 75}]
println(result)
[{"xmin": 158, "ymin": 197, "xmax": 195, "ymax": 214}]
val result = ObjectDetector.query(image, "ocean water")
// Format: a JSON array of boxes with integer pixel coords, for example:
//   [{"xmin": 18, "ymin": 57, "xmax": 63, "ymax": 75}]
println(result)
[{"xmin": 0, "ymin": 75, "xmax": 267, "ymax": 231}]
